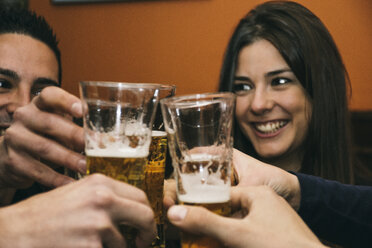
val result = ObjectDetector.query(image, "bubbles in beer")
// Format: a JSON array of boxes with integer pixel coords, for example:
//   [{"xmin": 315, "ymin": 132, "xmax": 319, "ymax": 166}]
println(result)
[
  {"xmin": 84, "ymin": 100, "xmax": 152, "ymax": 155},
  {"xmin": 85, "ymin": 120, "xmax": 151, "ymax": 157},
  {"xmin": 145, "ymin": 130, "xmax": 167, "ymax": 224},
  {"xmin": 86, "ymin": 138, "xmax": 149, "ymax": 190}
]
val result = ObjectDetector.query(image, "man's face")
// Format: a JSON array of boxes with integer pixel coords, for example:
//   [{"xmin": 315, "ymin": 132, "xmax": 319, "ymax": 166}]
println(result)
[{"xmin": 0, "ymin": 33, "xmax": 59, "ymax": 134}]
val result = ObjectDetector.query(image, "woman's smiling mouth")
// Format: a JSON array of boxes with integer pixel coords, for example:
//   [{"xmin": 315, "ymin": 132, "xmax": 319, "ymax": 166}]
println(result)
[{"xmin": 253, "ymin": 120, "xmax": 288, "ymax": 134}]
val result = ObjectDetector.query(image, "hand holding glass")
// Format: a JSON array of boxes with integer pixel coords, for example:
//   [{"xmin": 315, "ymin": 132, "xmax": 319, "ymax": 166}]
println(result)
[
  {"xmin": 161, "ymin": 92, "xmax": 235, "ymax": 248},
  {"xmin": 79, "ymin": 81, "xmax": 159, "ymax": 247}
]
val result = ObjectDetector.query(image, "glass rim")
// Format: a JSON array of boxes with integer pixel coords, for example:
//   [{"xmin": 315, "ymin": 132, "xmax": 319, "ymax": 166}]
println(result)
[
  {"xmin": 159, "ymin": 84, "xmax": 177, "ymax": 90},
  {"xmin": 79, "ymin": 81, "xmax": 163, "ymax": 89},
  {"xmin": 160, "ymin": 92, "xmax": 235, "ymax": 105}
]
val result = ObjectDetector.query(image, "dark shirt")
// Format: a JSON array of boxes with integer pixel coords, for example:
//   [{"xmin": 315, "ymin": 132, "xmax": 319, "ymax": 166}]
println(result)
[{"xmin": 295, "ymin": 173, "xmax": 372, "ymax": 248}]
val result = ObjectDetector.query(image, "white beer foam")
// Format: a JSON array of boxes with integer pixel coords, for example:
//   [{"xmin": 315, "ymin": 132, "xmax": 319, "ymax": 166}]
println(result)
[
  {"xmin": 85, "ymin": 121, "xmax": 151, "ymax": 158},
  {"xmin": 178, "ymin": 173, "xmax": 230, "ymax": 204},
  {"xmin": 177, "ymin": 153, "xmax": 231, "ymax": 203},
  {"xmin": 178, "ymin": 184, "xmax": 230, "ymax": 204},
  {"xmin": 85, "ymin": 146, "xmax": 148, "ymax": 158},
  {"xmin": 151, "ymin": 130, "xmax": 167, "ymax": 137}
]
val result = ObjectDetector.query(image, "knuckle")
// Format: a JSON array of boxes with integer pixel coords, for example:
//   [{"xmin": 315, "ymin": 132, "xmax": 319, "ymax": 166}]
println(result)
[
  {"xmin": 33, "ymin": 140, "xmax": 52, "ymax": 155},
  {"xmin": 3, "ymin": 128, "xmax": 14, "ymax": 144},
  {"xmin": 91, "ymin": 213, "xmax": 112, "ymax": 233},
  {"xmin": 135, "ymin": 190, "xmax": 149, "ymax": 204},
  {"xmin": 68, "ymin": 125, "xmax": 85, "ymax": 149},
  {"xmin": 86, "ymin": 173, "xmax": 108, "ymax": 185},
  {"xmin": 40, "ymin": 114, "xmax": 54, "ymax": 132},
  {"xmin": 85, "ymin": 184, "xmax": 115, "ymax": 208},
  {"xmin": 141, "ymin": 206, "xmax": 155, "ymax": 223},
  {"xmin": 12, "ymin": 107, "xmax": 27, "ymax": 122},
  {"xmin": 94, "ymin": 190, "xmax": 114, "ymax": 208},
  {"xmin": 1, "ymin": 149, "xmax": 17, "ymax": 170}
]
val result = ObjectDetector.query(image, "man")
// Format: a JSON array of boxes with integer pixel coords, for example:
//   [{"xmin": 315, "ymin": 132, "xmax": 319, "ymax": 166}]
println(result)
[
  {"xmin": 0, "ymin": 9, "xmax": 156, "ymax": 247},
  {"xmin": 0, "ymin": 8, "xmax": 86, "ymax": 203}
]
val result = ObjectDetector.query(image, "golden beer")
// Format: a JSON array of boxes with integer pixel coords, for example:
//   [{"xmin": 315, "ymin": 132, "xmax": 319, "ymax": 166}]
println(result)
[
  {"xmin": 86, "ymin": 149, "xmax": 148, "ymax": 248},
  {"xmin": 144, "ymin": 131, "xmax": 167, "ymax": 248},
  {"xmin": 180, "ymin": 201, "xmax": 231, "ymax": 248},
  {"xmin": 87, "ymin": 155, "xmax": 148, "ymax": 189},
  {"xmin": 177, "ymin": 155, "xmax": 231, "ymax": 248}
]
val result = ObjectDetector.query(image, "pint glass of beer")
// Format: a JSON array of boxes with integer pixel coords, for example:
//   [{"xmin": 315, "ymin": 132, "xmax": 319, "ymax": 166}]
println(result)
[
  {"xmin": 79, "ymin": 81, "xmax": 160, "ymax": 247},
  {"xmin": 144, "ymin": 84, "xmax": 176, "ymax": 248},
  {"xmin": 160, "ymin": 92, "xmax": 236, "ymax": 248}
]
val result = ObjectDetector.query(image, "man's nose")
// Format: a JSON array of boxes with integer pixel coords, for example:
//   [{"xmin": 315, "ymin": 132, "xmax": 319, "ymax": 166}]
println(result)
[{"xmin": 6, "ymin": 86, "xmax": 31, "ymax": 114}]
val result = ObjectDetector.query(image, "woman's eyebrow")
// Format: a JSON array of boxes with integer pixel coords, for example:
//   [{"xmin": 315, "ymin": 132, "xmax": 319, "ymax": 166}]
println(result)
[
  {"xmin": 265, "ymin": 68, "xmax": 292, "ymax": 77},
  {"xmin": 234, "ymin": 69, "xmax": 292, "ymax": 82},
  {"xmin": 234, "ymin": 76, "xmax": 251, "ymax": 82}
]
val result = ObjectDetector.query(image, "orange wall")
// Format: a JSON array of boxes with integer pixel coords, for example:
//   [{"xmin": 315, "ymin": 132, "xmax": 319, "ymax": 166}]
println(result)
[{"xmin": 30, "ymin": 0, "xmax": 372, "ymax": 110}]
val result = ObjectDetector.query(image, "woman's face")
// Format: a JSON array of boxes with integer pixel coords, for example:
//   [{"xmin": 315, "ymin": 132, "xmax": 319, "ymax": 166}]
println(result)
[{"xmin": 234, "ymin": 39, "xmax": 311, "ymax": 161}]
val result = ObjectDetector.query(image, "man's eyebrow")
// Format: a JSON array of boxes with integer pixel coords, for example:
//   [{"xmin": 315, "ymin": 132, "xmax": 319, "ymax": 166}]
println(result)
[
  {"xmin": 266, "ymin": 69, "xmax": 292, "ymax": 77},
  {"xmin": 33, "ymin": 78, "xmax": 59, "ymax": 87},
  {"xmin": 0, "ymin": 67, "xmax": 20, "ymax": 81}
]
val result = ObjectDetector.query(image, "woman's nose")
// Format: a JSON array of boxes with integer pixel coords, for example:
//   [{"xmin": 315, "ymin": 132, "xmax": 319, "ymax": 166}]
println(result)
[{"xmin": 249, "ymin": 89, "xmax": 274, "ymax": 115}]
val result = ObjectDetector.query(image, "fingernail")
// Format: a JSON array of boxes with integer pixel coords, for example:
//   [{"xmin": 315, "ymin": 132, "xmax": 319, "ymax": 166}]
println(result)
[
  {"xmin": 71, "ymin": 102, "xmax": 83, "ymax": 117},
  {"xmin": 78, "ymin": 159, "xmax": 86, "ymax": 174},
  {"xmin": 168, "ymin": 206, "xmax": 188, "ymax": 221}
]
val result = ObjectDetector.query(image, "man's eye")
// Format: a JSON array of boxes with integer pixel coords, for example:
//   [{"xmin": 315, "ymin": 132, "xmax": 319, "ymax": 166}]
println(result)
[
  {"xmin": 31, "ymin": 84, "xmax": 57, "ymax": 98},
  {"xmin": 272, "ymin": 78, "xmax": 292, "ymax": 86},
  {"xmin": 31, "ymin": 87, "xmax": 45, "ymax": 97},
  {"xmin": 233, "ymin": 83, "xmax": 253, "ymax": 95},
  {"xmin": 31, "ymin": 89, "xmax": 41, "ymax": 97},
  {"xmin": 0, "ymin": 80, "xmax": 14, "ymax": 93}
]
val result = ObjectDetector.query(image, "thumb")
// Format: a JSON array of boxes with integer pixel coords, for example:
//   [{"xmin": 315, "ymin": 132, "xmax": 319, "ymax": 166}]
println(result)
[{"xmin": 167, "ymin": 205, "xmax": 234, "ymax": 242}]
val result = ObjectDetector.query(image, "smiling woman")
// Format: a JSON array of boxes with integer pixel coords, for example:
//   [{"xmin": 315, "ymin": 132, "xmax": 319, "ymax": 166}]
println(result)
[
  {"xmin": 233, "ymin": 40, "xmax": 311, "ymax": 172},
  {"xmin": 219, "ymin": 1, "xmax": 354, "ymax": 184}
]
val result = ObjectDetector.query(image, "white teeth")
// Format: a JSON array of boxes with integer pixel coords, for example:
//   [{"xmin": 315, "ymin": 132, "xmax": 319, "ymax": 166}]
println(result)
[{"xmin": 255, "ymin": 121, "xmax": 286, "ymax": 134}]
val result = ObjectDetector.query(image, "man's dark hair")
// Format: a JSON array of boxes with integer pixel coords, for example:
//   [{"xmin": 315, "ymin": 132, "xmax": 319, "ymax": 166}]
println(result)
[{"xmin": 0, "ymin": 8, "xmax": 62, "ymax": 84}]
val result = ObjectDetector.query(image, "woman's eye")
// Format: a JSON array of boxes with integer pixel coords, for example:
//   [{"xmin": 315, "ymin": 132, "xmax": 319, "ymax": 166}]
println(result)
[
  {"xmin": 0, "ymin": 80, "xmax": 13, "ymax": 93},
  {"xmin": 233, "ymin": 83, "xmax": 253, "ymax": 95},
  {"xmin": 272, "ymin": 78, "xmax": 291, "ymax": 86}
]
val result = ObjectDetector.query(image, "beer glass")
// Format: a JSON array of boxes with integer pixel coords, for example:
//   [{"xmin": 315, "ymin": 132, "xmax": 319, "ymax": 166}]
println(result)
[
  {"xmin": 144, "ymin": 84, "xmax": 176, "ymax": 248},
  {"xmin": 161, "ymin": 92, "xmax": 235, "ymax": 248},
  {"xmin": 79, "ymin": 81, "xmax": 160, "ymax": 247}
]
